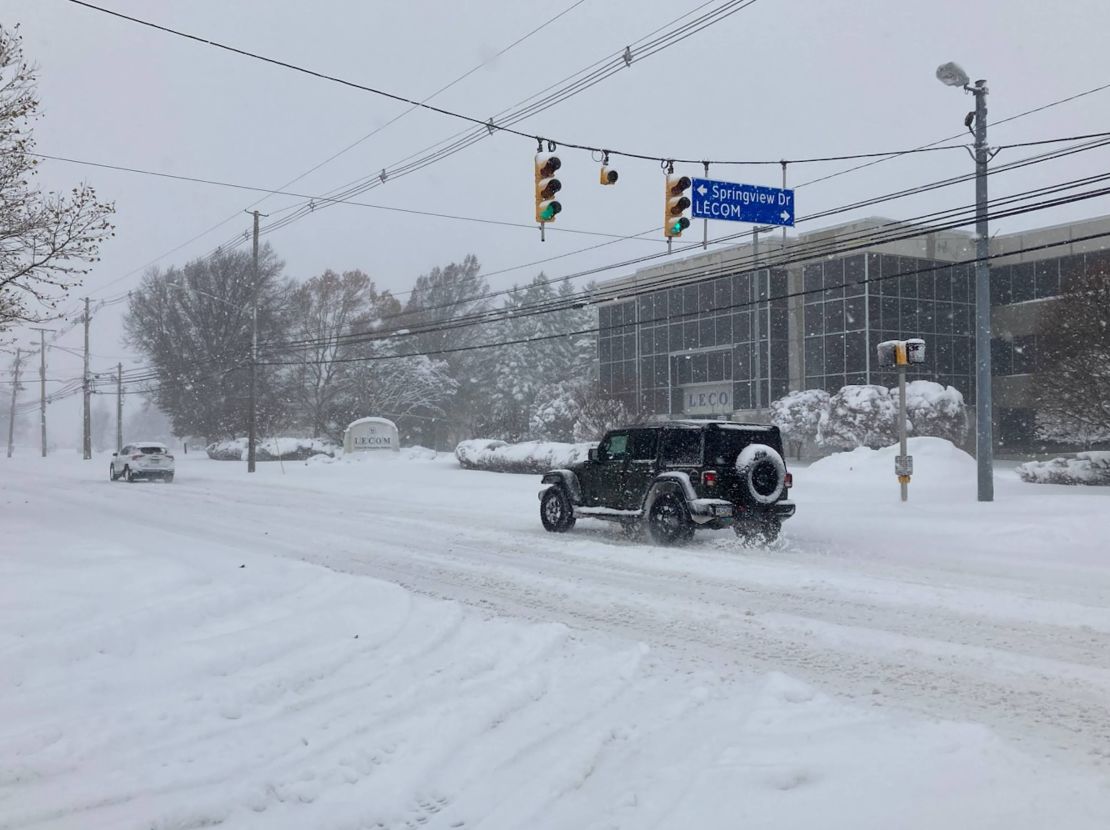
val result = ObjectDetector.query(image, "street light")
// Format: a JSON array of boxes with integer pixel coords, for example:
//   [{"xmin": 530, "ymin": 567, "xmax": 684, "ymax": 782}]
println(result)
[
  {"xmin": 167, "ymin": 281, "xmax": 258, "ymax": 473},
  {"xmin": 936, "ymin": 61, "xmax": 994, "ymax": 502}
]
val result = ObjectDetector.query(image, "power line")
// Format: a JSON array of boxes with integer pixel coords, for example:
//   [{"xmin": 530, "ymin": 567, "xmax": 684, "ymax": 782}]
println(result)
[
  {"xmin": 66, "ymin": 0, "xmax": 773, "ymax": 166},
  {"xmin": 116, "ymin": 184, "xmax": 1110, "ymax": 382},
  {"xmin": 79, "ymin": 0, "xmax": 745, "ymax": 302},
  {"xmin": 251, "ymin": 141, "xmax": 1110, "ymax": 349},
  {"xmin": 259, "ymin": 179, "xmax": 1110, "ymax": 356}
]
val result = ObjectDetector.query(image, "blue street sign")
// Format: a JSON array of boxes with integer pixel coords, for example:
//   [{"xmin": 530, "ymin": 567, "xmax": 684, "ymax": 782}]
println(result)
[{"xmin": 690, "ymin": 177, "xmax": 795, "ymax": 227}]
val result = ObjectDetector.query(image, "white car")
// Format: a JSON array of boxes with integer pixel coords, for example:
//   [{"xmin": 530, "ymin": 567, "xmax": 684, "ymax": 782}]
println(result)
[{"xmin": 110, "ymin": 442, "xmax": 175, "ymax": 483}]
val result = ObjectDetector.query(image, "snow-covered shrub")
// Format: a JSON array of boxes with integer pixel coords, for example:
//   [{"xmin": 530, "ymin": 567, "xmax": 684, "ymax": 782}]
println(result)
[
  {"xmin": 1035, "ymin": 411, "xmax": 1110, "ymax": 449},
  {"xmin": 455, "ymin": 439, "xmax": 509, "ymax": 469},
  {"xmin": 817, "ymin": 385, "xmax": 903, "ymax": 450},
  {"xmin": 454, "ymin": 440, "xmax": 595, "ymax": 474},
  {"xmin": 900, "ymin": 381, "xmax": 968, "ymax": 445},
  {"xmin": 206, "ymin": 437, "xmax": 339, "ymax": 461},
  {"xmin": 527, "ymin": 380, "xmax": 634, "ymax": 443},
  {"xmin": 529, "ymin": 383, "xmax": 579, "ymax": 442},
  {"xmin": 1016, "ymin": 451, "xmax": 1110, "ymax": 485},
  {"xmin": 769, "ymin": 389, "xmax": 830, "ymax": 458}
]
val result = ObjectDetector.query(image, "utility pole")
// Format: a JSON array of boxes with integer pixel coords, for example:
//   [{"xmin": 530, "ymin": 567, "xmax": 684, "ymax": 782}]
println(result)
[
  {"xmin": 116, "ymin": 362, "xmax": 123, "ymax": 452},
  {"xmin": 970, "ymin": 79, "xmax": 994, "ymax": 502},
  {"xmin": 29, "ymin": 327, "xmax": 52, "ymax": 457},
  {"xmin": 937, "ymin": 62, "xmax": 994, "ymax": 502},
  {"xmin": 82, "ymin": 297, "xmax": 92, "ymax": 460},
  {"xmin": 6, "ymin": 348, "xmax": 21, "ymax": 458},
  {"xmin": 248, "ymin": 210, "xmax": 260, "ymax": 473}
]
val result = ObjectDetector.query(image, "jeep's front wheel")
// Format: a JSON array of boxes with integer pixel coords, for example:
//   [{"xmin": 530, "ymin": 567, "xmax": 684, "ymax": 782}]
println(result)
[
  {"xmin": 540, "ymin": 487, "xmax": 576, "ymax": 533},
  {"xmin": 648, "ymin": 494, "xmax": 693, "ymax": 546}
]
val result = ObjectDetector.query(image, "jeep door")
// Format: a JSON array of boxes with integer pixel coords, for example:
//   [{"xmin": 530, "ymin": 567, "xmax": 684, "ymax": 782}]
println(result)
[
  {"xmin": 620, "ymin": 429, "xmax": 659, "ymax": 510},
  {"xmin": 582, "ymin": 431, "xmax": 629, "ymax": 506}
]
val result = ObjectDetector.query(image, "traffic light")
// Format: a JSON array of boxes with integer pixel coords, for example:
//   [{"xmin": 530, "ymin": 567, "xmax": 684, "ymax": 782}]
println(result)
[
  {"xmin": 599, "ymin": 165, "xmax": 618, "ymax": 185},
  {"xmin": 534, "ymin": 153, "xmax": 562, "ymax": 223},
  {"xmin": 664, "ymin": 174, "xmax": 691, "ymax": 237}
]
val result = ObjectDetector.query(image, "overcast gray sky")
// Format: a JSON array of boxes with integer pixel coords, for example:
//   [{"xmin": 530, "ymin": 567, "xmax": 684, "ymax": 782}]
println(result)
[{"xmin": 6, "ymin": 0, "xmax": 1110, "ymax": 444}]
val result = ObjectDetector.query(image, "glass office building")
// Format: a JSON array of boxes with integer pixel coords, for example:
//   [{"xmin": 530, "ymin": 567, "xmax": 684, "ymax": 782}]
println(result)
[
  {"xmin": 598, "ymin": 219, "xmax": 979, "ymax": 420},
  {"xmin": 596, "ymin": 214, "xmax": 1110, "ymax": 450}
]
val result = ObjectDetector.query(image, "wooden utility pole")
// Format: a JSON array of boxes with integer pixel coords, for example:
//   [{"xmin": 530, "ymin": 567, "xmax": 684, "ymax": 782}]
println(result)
[
  {"xmin": 29, "ymin": 328, "xmax": 52, "ymax": 457},
  {"xmin": 248, "ymin": 210, "xmax": 260, "ymax": 473},
  {"xmin": 83, "ymin": 297, "xmax": 92, "ymax": 460},
  {"xmin": 116, "ymin": 362, "xmax": 123, "ymax": 453},
  {"xmin": 6, "ymin": 348, "xmax": 21, "ymax": 458}
]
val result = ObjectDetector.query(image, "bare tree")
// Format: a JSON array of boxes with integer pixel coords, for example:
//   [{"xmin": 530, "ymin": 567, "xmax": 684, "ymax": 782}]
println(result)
[
  {"xmin": 124, "ymin": 246, "xmax": 290, "ymax": 441},
  {"xmin": 0, "ymin": 25, "xmax": 114, "ymax": 328},
  {"xmin": 285, "ymin": 269, "xmax": 384, "ymax": 437}
]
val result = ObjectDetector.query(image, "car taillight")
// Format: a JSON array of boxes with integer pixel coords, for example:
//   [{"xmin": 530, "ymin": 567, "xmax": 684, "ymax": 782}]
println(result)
[
  {"xmin": 131, "ymin": 454, "xmax": 143, "ymax": 460},
  {"xmin": 785, "ymin": 472, "xmax": 793, "ymax": 489},
  {"xmin": 165, "ymin": 455, "xmax": 174, "ymax": 460},
  {"xmin": 703, "ymin": 470, "xmax": 718, "ymax": 487}
]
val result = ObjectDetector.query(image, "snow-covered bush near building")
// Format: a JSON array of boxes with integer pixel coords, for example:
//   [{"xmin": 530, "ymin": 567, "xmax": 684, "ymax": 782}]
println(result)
[
  {"xmin": 529, "ymin": 382, "xmax": 580, "ymax": 442},
  {"xmin": 1035, "ymin": 411, "xmax": 1110, "ymax": 449},
  {"xmin": 453, "ymin": 439, "xmax": 508, "ymax": 468},
  {"xmin": 770, "ymin": 388, "xmax": 830, "ymax": 458},
  {"xmin": 1016, "ymin": 451, "xmax": 1110, "ymax": 486},
  {"xmin": 206, "ymin": 436, "xmax": 339, "ymax": 461},
  {"xmin": 527, "ymin": 379, "xmax": 634, "ymax": 443},
  {"xmin": 817, "ymin": 384, "xmax": 903, "ymax": 449},
  {"xmin": 900, "ymin": 380, "xmax": 968, "ymax": 445},
  {"xmin": 455, "ymin": 439, "xmax": 595, "ymax": 474}
]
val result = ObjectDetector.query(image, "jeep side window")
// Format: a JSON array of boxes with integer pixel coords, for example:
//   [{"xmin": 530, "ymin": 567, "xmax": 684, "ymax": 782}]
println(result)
[
  {"xmin": 628, "ymin": 429, "xmax": 658, "ymax": 462},
  {"xmin": 661, "ymin": 429, "xmax": 701, "ymax": 466},
  {"xmin": 599, "ymin": 432, "xmax": 629, "ymax": 461}
]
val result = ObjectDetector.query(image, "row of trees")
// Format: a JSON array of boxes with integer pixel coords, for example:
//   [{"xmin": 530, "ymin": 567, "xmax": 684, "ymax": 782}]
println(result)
[{"xmin": 124, "ymin": 249, "xmax": 604, "ymax": 446}]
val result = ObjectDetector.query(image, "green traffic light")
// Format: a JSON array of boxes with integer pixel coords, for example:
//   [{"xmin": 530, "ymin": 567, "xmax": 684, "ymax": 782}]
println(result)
[
  {"xmin": 669, "ymin": 217, "xmax": 689, "ymax": 234},
  {"xmin": 540, "ymin": 201, "xmax": 561, "ymax": 221}
]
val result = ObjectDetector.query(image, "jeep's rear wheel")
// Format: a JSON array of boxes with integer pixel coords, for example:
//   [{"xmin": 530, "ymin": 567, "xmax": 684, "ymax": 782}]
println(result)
[
  {"xmin": 648, "ymin": 494, "xmax": 693, "ymax": 546},
  {"xmin": 540, "ymin": 487, "xmax": 576, "ymax": 533}
]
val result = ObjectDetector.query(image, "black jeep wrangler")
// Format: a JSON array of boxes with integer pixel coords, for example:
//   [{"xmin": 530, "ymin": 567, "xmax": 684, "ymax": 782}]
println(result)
[{"xmin": 538, "ymin": 420, "xmax": 795, "ymax": 546}]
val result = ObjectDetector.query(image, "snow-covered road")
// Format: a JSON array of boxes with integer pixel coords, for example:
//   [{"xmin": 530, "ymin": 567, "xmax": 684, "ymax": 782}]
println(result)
[{"xmin": 3, "ymin": 443, "xmax": 1110, "ymax": 827}]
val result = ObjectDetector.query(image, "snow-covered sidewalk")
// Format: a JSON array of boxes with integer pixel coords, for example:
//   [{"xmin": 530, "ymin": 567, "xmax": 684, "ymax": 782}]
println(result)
[{"xmin": 2, "ymin": 448, "xmax": 1110, "ymax": 828}]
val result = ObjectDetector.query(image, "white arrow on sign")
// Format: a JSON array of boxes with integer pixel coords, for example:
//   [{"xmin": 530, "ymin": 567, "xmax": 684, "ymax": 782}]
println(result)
[
  {"xmin": 780, "ymin": 210, "xmax": 791, "ymax": 222},
  {"xmin": 696, "ymin": 184, "xmax": 708, "ymax": 196}
]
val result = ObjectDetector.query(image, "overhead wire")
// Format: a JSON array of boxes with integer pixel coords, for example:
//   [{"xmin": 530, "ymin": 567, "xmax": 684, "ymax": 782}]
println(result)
[
  {"xmin": 79, "ymin": 0, "xmax": 753, "ymax": 302},
  {"xmin": 106, "ymin": 181, "xmax": 1110, "ymax": 387},
  {"xmin": 258, "ymin": 177, "xmax": 1110, "ymax": 355}
]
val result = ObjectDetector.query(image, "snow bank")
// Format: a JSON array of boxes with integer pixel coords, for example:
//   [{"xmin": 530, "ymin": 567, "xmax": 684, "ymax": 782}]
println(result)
[
  {"xmin": 455, "ymin": 439, "xmax": 595, "ymax": 473},
  {"xmin": 207, "ymin": 436, "xmax": 339, "ymax": 461},
  {"xmin": 807, "ymin": 437, "xmax": 975, "ymax": 490},
  {"xmin": 1017, "ymin": 451, "xmax": 1110, "ymax": 486}
]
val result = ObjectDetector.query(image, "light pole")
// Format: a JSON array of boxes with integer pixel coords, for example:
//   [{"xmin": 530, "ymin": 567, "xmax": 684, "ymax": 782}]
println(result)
[
  {"xmin": 168, "ymin": 282, "xmax": 258, "ymax": 472},
  {"xmin": 937, "ymin": 61, "xmax": 994, "ymax": 502}
]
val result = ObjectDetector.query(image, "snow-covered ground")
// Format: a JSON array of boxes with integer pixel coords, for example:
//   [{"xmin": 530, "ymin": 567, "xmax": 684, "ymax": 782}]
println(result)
[{"xmin": 3, "ymin": 441, "xmax": 1110, "ymax": 828}]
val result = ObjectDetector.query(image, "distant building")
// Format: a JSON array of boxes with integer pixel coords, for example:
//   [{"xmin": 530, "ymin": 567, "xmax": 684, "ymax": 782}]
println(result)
[{"xmin": 595, "ymin": 214, "xmax": 1110, "ymax": 451}]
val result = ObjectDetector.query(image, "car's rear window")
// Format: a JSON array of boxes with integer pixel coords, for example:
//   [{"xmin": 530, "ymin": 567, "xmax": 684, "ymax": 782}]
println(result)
[
  {"xmin": 705, "ymin": 426, "xmax": 783, "ymax": 466},
  {"xmin": 138, "ymin": 446, "xmax": 166, "ymax": 454}
]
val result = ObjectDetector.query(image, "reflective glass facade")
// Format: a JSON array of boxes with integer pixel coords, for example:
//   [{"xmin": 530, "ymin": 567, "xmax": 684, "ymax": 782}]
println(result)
[{"xmin": 599, "ymin": 267, "xmax": 788, "ymax": 417}]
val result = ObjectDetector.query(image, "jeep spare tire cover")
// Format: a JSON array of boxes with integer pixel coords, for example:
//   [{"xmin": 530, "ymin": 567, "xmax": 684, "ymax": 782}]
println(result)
[{"xmin": 735, "ymin": 443, "xmax": 786, "ymax": 505}]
